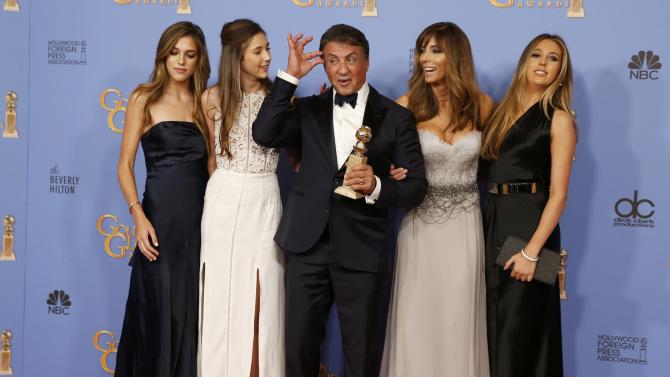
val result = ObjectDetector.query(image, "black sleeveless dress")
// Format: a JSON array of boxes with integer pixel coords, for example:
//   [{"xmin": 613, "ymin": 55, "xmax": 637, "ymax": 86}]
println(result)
[
  {"xmin": 480, "ymin": 103, "xmax": 563, "ymax": 377},
  {"xmin": 115, "ymin": 121, "xmax": 208, "ymax": 377}
]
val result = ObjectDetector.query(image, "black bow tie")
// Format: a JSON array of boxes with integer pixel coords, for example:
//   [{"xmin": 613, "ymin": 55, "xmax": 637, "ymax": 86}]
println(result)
[{"xmin": 334, "ymin": 92, "xmax": 358, "ymax": 109}]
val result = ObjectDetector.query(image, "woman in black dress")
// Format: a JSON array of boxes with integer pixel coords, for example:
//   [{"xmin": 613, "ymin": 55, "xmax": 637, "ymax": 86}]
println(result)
[
  {"xmin": 480, "ymin": 34, "xmax": 577, "ymax": 377},
  {"xmin": 115, "ymin": 21, "xmax": 211, "ymax": 377}
]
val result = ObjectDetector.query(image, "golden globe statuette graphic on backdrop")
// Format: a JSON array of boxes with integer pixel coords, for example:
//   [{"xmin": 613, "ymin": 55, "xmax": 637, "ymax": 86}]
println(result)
[
  {"xmin": 0, "ymin": 330, "xmax": 12, "ymax": 376},
  {"xmin": 2, "ymin": 91, "xmax": 18, "ymax": 139},
  {"xmin": 567, "ymin": 0, "xmax": 584, "ymax": 17},
  {"xmin": 2, "ymin": 0, "xmax": 19, "ymax": 12},
  {"xmin": 334, "ymin": 125, "xmax": 372, "ymax": 200},
  {"xmin": 177, "ymin": 0, "xmax": 191, "ymax": 14},
  {"xmin": 100, "ymin": 89, "xmax": 127, "ymax": 134},
  {"xmin": 97, "ymin": 214, "xmax": 136, "ymax": 259},
  {"xmin": 93, "ymin": 330, "xmax": 118, "ymax": 375},
  {"xmin": 0, "ymin": 216, "xmax": 16, "ymax": 262},
  {"xmin": 362, "ymin": 0, "xmax": 377, "ymax": 16}
]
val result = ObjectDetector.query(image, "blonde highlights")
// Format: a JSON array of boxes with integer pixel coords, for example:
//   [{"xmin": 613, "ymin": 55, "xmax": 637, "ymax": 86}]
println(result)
[
  {"xmin": 407, "ymin": 22, "xmax": 483, "ymax": 132},
  {"xmin": 133, "ymin": 21, "xmax": 211, "ymax": 143},
  {"xmin": 481, "ymin": 34, "xmax": 573, "ymax": 160}
]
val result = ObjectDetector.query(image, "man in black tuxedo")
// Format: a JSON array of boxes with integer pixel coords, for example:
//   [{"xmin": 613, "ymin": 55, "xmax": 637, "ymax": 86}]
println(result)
[{"xmin": 252, "ymin": 24, "xmax": 427, "ymax": 377}]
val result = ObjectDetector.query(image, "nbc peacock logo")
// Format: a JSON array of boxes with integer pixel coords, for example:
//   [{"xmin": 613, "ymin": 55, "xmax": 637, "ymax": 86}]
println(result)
[
  {"xmin": 628, "ymin": 50, "xmax": 662, "ymax": 80},
  {"xmin": 47, "ymin": 289, "xmax": 72, "ymax": 316}
]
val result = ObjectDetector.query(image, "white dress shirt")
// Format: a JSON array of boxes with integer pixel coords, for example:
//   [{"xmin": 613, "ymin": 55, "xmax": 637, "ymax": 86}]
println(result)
[{"xmin": 277, "ymin": 70, "xmax": 381, "ymax": 203}]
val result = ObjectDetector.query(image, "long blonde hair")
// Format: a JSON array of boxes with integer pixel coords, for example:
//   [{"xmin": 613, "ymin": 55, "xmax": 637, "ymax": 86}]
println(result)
[
  {"xmin": 215, "ymin": 19, "xmax": 272, "ymax": 158},
  {"xmin": 133, "ymin": 21, "xmax": 211, "ymax": 140},
  {"xmin": 481, "ymin": 34, "xmax": 573, "ymax": 160},
  {"xmin": 407, "ymin": 22, "xmax": 482, "ymax": 131}
]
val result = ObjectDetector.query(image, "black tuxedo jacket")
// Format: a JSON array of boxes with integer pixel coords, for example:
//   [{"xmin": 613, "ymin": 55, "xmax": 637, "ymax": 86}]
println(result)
[{"xmin": 253, "ymin": 77, "xmax": 427, "ymax": 272}]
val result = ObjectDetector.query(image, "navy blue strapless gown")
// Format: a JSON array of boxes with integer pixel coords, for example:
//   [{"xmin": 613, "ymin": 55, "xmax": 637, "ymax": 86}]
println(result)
[{"xmin": 115, "ymin": 121, "xmax": 208, "ymax": 377}]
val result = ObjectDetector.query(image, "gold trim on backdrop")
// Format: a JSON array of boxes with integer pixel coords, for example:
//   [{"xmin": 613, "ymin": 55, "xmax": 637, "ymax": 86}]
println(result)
[
  {"xmin": 0, "ymin": 216, "xmax": 16, "ymax": 262},
  {"xmin": 0, "ymin": 330, "xmax": 13, "ymax": 376},
  {"xmin": 362, "ymin": 0, "xmax": 377, "ymax": 16},
  {"xmin": 97, "ymin": 214, "xmax": 136, "ymax": 259},
  {"xmin": 114, "ymin": 0, "xmax": 192, "ymax": 14},
  {"xmin": 93, "ymin": 331, "xmax": 118, "ymax": 375},
  {"xmin": 568, "ymin": 0, "xmax": 584, "ymax": 17},
  {"xmin": 100, "ymin": 89, "xmax": 127, "ymax": 134},
  {"xmin": 177, "ymin": 0, "xmax": 191, "ymax": 14},
  {"xmin": 489, "ymin": 0, "xmax": 585, "ymax": 18},
  {"xmin": 2, "ymin": 92, "xmax": 18, "ymax": 139},
  {"xmin": 2, "ymin": 0, "xmax": 19, "ymax": 12}
]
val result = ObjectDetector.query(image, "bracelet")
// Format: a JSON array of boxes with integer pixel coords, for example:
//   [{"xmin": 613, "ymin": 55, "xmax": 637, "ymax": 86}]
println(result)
[
  {"xmin": 521, "ymin": 248, "xmax": 539, "ymax": 262},
  {"xmin": 128, "ymin": 200, "xmax": 142, "ymax": 214}
]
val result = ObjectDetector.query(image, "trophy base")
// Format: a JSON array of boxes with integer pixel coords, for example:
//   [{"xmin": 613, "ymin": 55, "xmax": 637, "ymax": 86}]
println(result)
[
  {"xmin": 2, "ymin": 130, "xmax": 18, "ymax": 139},
  {"xmin": 567, "ymin": 9, "xmax": 584, "ymax": 18},
  {"xmin": 362, "ymin": 8, "xmax": 377, "ymax": 17},
  {"xmin": 177, "ymin": 5, "xmax": 191, "ymax": 14},
  {"xmin": 0, "ymin": 254, "xmax": 16, "ymax": 261},
  {"xmin": 0, "ymin": 367, "xmax": 13, "ymax": 375},
  {"xmin": 334, "ymin": 185, "xmax": 364, "ymax": 200},
  {"xmin": 3, "ymin": 3, "xmax": 19, "ymax": 12}
]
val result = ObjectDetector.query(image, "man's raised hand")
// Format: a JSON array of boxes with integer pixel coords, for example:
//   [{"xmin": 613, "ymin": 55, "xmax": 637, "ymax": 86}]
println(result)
[{"xmin": 286, "ymin": 33, "xmax": 324, "ymax": 79}]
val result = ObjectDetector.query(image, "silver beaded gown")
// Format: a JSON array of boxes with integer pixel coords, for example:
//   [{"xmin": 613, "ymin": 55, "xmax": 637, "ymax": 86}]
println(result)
[{"xmin": 380, "ymin": 130, "xmax": 489, "ymax": 377}]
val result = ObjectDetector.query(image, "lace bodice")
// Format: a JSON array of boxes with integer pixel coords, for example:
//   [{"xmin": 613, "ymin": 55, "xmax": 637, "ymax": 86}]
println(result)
[
  {"xmin": 415, "ymin": 130, "xmax": 481, "ymax": 223},
  {"xmin": 214, "ymin": 90, "xmax": 278, "ymax": 174}
]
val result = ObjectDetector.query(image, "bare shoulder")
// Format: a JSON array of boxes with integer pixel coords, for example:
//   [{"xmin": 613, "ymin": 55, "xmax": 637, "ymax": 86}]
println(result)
[
  {"xmin": 201, "ymin": 86, "xmax": 221, "ymax": 118},
  {"xmin": 478, "ymin": 92, "xmax": 494, "ymax": 121},
  {"xmin": 551, "ymin": 109, "xmax": 575, "ymax": 130},
  {"xmin": 202, "ymin": 86, "xmax": 220, "ymax": 106},
  {"xmin": 551, "ymin": 109, "xmax": 577, "ymax": 143},
  {"xmin": 395, "ymin": 93, "xmax": 410, "ymax": 108},
  {"xmin": 129, "ymin": 89, "xmax": 149, "ymax": 107}
]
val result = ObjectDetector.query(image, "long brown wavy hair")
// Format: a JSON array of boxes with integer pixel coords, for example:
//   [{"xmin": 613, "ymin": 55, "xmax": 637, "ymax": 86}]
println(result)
[
  {"xmin": 407, "ymin": 22, "xmax": 482, "ymax": 131},
  {"xmin": 481, "ymin": 34, "xmax": 573, "ymax": 160},
  {"xmin": 133, "ymin": 21, "xmax": 211, "ymax": 141},
  {"xmin": 215, "ymin": 19, "xmax": 272, "ymax": 158}
]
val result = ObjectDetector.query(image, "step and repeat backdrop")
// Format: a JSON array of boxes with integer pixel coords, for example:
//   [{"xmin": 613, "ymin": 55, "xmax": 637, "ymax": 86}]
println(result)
[{"xmin": 1, "ymin": 0, "xmax": 668, "ymax": 376}]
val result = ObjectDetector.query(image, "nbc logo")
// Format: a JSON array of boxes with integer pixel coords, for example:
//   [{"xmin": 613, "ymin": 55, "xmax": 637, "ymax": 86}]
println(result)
[
  {"xmin": 628, "ymin": 50, "xmax": 662, "ymax": 80},
  {"xmin": 47, "ymin": 289, "xmax": 72, "ymax": 315}
]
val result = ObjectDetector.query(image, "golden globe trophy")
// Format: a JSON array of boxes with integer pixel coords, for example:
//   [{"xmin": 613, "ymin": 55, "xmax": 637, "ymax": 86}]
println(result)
[
  {"xmin": 559, "ymin": 249, "xmax": 568, "ymax": 300},
  {"xmin": 2, "ymin": 92, "xmax": 18, "ymax": 139},
  {"xmin": 567, "ymin": 0, "xmax": 584, "ymax": 18},
  {"xmin": 0, "ymin": 216, "xmax": 16, "ymax": 262},
  {"xmin": 177, "ymin": 0, "xmax": 191, "ymax": 14},
  {"xmin": 2, "ymin": 0, "xmax": 19, "ymax": 12},
  {"xmin": 362, "ymin": 0, "xmax": 377, "ymax": 17},
  {"xmin": 334, "ymin": 126, "xmax": 372, "ymax": 200},
  {"xmin": 0, "ymin": 330, "xmax": 12, "ymax": 376}
]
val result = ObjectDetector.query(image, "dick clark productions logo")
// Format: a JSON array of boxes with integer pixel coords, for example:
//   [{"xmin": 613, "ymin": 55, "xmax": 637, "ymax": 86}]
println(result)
[{"xmin": 613, "ymin": 191, "xmax": 655, "ymax": 229}]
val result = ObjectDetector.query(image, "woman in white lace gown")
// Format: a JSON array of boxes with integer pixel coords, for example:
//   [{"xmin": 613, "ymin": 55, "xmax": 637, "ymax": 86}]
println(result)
[
  {"xmin": 380, "ymin": 22, "xmax": 493, "ymax": 377},
  {"xmin": 198, "ymin": 19, "xmax": 284, "ymax": 377}
]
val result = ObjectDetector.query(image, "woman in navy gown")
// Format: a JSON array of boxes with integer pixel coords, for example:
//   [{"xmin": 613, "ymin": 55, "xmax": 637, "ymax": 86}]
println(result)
[
  {"xmin": 114, "ymin": 21, "xmax": 211, "ymax": 377},
  {"xmin": 480, "ymin": 34, "xmax": 577, "ymax": 377}
]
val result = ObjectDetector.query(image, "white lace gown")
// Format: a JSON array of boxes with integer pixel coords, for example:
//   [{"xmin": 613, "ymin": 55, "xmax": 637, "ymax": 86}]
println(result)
[
  {"xmin": 198, "ymin": 90, "xmax": 285, "ymax": 377},
  {"xmin": 380, "ymin": 131, "xmax": 489, "ymax": 377}
]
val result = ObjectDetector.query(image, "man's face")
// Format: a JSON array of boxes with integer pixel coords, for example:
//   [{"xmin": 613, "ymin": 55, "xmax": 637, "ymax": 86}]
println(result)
[{"xmin": 322, "ymin": 41, "xmax": 369, "ymax": 96}]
